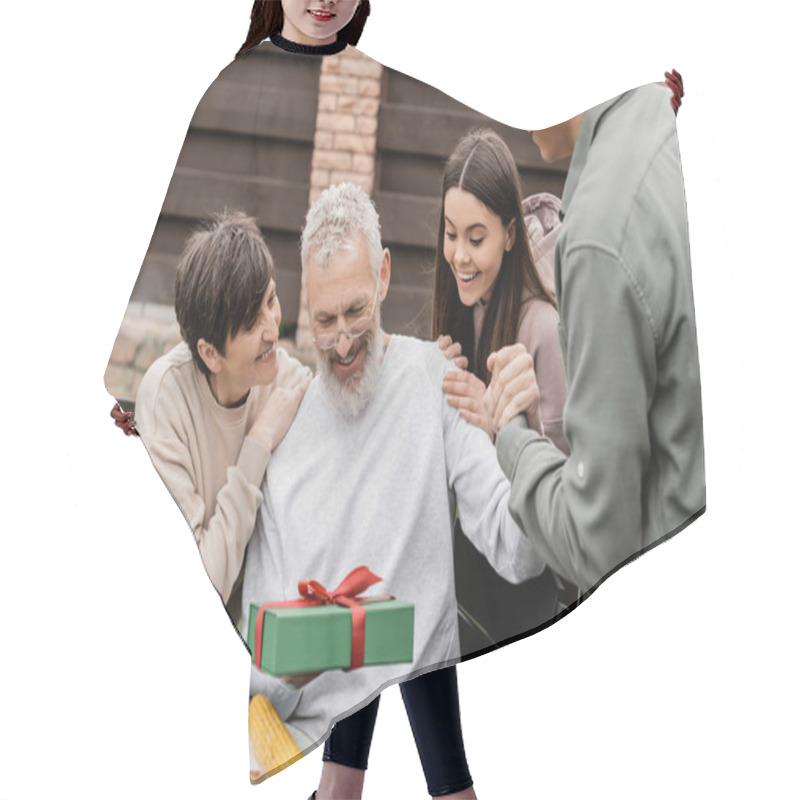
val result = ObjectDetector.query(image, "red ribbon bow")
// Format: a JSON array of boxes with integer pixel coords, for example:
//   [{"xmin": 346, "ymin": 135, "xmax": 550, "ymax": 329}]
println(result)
[{"xmin": 254, "ymin": 566, "xmax": 385, "ymax": 672}]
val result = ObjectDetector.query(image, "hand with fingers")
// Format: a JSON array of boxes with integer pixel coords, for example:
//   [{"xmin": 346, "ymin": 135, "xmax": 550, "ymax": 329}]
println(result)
[
  {"xmin": 442, "ymin": 369, "xmax": 491, "ymax": 436},
  {"xmin": 665, "ymin": 69, "xmax": 683, "ymax": 114},
  {"xmin": 248, "ymin": 374, "xmax": 312, "ymax": 453},
  {"xmin": 283, "ymin": 671, "xmax": 322, "ymax": 690},
  {"xmin": 484, "ymin": 343, "xmax": 542, "ymax": 437},
  {"xmin": 110, "ymin": 403, "xmax": 139, "ymax": 437},
  {"xmin": 437, "ymin": 334, "xmax": 469, "ymax": 370}
]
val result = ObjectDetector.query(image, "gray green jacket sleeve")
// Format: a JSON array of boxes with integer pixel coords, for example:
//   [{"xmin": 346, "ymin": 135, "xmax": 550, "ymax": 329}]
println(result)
[{"xmin": 496, "ymin": 245, "xmax": 655, "ymax": 593}]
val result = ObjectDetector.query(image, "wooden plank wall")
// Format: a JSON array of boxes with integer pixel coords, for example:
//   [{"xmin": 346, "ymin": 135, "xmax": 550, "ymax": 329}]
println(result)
[
  {"xmin": 373, "ymin": 70, "xmax": 569, "ymax": 339},
  {"xmin": 128, "ymin": 43, "xmax": 323, "ymax": 330},
  {"xmin": 127, "ymin": 50, "xmax": 567, "ymax": 341}
]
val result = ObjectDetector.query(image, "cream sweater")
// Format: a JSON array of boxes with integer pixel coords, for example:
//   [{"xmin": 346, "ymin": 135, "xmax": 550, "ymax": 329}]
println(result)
[{"xmin": 135, "ymin": 342, "xmax": 310, "ymax": 625}]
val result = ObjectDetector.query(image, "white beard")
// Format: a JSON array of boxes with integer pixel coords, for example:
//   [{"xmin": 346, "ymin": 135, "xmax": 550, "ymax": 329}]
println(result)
[{"xmin": 317, "ymin": 329, "xmax": 384, "ymax": 418}]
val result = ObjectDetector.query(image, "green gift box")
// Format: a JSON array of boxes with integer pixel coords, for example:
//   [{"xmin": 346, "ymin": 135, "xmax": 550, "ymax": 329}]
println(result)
[{"xmin": 248, "ymin": 598, "xmax": 415, "ymax": 676}]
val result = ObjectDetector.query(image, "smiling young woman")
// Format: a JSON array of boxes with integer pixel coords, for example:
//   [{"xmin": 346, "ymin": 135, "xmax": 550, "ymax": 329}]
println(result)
[
  {"xmin": 434, "ymin": 128, "xmax": 567, "ymax": 449},
  {"xmin": 237, "ymin": 0, "xmax": 371, "ymax": 56}
]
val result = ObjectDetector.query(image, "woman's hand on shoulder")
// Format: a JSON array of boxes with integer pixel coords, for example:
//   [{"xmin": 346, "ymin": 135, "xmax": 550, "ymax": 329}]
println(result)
[
  {"xmin": 442, "ymin": 370, "xmax": 491, "ymax": 436},
  {"xmin": 438, "ymin": 335, "xmax": 491, "ymax": 434},
  {"xmin": 437, "ymin": 334, "xmax": 468, "ymax": 370},
  {"xmin": 249, "ymin": 374, "xmax": 312, "ymax": 452}
]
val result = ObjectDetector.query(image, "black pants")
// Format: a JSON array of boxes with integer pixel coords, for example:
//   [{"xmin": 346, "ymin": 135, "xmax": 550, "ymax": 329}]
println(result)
[{"xmin": 323, "ymin": 665, "xmax": 473, "ymax": 797}]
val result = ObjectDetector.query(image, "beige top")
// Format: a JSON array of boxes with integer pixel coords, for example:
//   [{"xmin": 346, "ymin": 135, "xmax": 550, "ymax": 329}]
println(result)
[{"xmin": 134, "ymin": 342, "xmax": 310, "ymax": 623}]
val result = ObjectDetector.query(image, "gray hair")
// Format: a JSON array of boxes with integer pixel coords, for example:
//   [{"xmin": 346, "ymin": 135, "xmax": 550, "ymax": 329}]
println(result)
[{"xmin": 301, "ymin": 183, "xmax": 383, "ymax": 280}]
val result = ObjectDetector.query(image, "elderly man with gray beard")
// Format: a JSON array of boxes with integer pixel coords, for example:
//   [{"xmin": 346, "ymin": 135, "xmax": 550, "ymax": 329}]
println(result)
[{"xmin": 242, "ymin": 182, "xmax": 547, "ymax": 800}]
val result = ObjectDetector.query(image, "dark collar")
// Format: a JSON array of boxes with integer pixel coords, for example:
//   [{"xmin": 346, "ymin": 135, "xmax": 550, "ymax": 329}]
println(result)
[{"xmin": 270, "ymin": 32, "xmax": 347, "ymax": 56}]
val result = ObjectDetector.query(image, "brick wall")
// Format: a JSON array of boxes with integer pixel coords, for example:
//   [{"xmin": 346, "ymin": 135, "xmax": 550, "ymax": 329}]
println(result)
[
  {"xmin": 311, "ymin": 49, "xmax": 382, "ymax": 199},
  {"xmin": 107, "ymin": 47, "xmax": 388, "ymax": 399},
  {"xmin": 296, "ymin": 48, "xmax": 384, "ymax": 349},
  {"xmin": 104, "ymin": 302, "xmax": 182, "ymax": 401}
]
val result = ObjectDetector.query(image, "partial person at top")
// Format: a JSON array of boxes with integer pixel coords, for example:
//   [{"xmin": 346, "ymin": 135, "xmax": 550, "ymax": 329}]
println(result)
[{"xmin": 237, "ymin": 0, "xmax": 371, "ymax": 56}]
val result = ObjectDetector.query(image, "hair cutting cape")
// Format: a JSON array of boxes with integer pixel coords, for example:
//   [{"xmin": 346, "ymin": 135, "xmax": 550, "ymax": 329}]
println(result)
[{"xmin": 104, "ymin": 39, "xmax": 704, "ymax": 782}]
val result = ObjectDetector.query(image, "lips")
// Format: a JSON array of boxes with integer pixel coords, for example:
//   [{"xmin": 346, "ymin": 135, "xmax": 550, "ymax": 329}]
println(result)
[
  {"xmin": 331, "ymin": 341, "xmax": 365, "ymax": 377},
  {"xmin": 336, "ymin": 351, "xmax": 357, "ymax": 366},
  {"xmin": 308, "ymin": 9, "xmax": 335, "ymax": 22},
  {"xmin": 456, "ymin": 270, "xmax": 479, "ymax": 284},
  {"xmin": 256, "ymin": 344, "xmax": 276, "ymax": 362}
]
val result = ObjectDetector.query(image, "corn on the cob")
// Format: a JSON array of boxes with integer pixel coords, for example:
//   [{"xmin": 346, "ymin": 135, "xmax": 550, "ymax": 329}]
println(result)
[{"xmin": 248, "ymin": 693, "xmax": 303, "ymax": 776}]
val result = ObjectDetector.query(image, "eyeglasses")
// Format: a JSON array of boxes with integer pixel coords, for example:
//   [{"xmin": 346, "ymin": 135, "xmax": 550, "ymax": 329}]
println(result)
[{"xmin": 312, "ymin": 279, "xmax": 381, "ymax": 351}]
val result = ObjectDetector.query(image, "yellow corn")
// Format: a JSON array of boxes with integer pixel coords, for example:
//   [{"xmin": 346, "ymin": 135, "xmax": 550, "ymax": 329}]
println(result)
[{"xmin": 248, "ymin": 694, "xmax": 303, "ymax": 777}]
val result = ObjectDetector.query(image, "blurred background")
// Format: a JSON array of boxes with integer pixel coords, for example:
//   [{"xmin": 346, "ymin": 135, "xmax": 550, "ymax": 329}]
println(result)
[{"xmin": 104, "ymin": 43, "xmax": 567, "ymax": 407}]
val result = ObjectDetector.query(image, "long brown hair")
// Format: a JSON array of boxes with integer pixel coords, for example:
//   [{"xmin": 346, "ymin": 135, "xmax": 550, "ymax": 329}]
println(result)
[
  {"xmin": 236, "ymin": 1, "xmax": 371, "ymax": 58},
  {"xmin": 432, "ymin": 129, "xmax": 556, "ymax": 384}
]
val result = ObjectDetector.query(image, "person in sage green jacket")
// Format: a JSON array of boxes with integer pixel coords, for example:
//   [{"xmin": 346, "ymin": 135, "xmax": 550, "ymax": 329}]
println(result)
[{"xmin": 484, "ymin": 81, "xmax": 705, "ymax": 596}]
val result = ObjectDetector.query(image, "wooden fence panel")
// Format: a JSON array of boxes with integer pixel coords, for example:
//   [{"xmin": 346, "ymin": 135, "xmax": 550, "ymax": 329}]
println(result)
[
  {"xmin": 128, "ymin": 43, "xmax": 321, "ymax": 332},
  {"xmin": 374, "ymin": 70, "xmax": 569, "ymax": 339}
]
